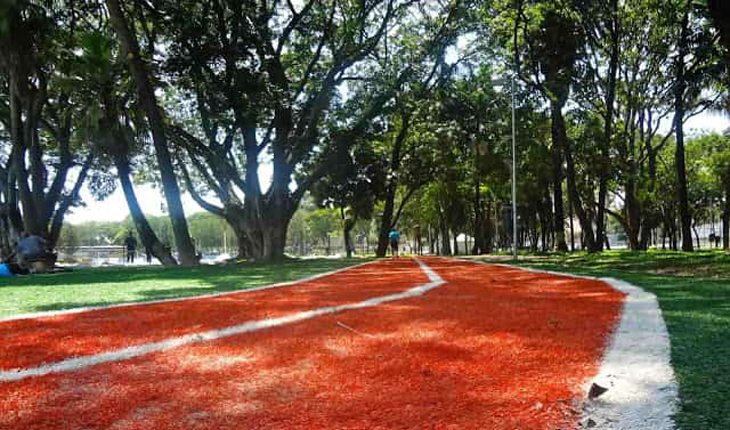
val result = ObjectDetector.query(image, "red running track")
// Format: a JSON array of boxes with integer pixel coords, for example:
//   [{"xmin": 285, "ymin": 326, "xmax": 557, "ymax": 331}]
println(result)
[
  {"xmin": 0, "ymin": 258, "xmax": 624, "ymax": 430},
  {"xmin": 0, "ymin": 259, "xmax": 427, "ymax": 371}
]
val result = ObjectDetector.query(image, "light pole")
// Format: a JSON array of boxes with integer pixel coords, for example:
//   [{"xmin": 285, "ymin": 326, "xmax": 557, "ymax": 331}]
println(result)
[{"xmin": 510, "ymin": 74, "xmax": 517, "ymax": 261}]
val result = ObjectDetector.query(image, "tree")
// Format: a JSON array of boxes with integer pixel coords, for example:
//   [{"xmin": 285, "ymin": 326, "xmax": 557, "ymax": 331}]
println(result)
[
  {"xmin": 71, "ymin": 28, "xmax": 178, "ymax": 266},
  {"xmin": 0, "ymin": 2, "xmax": 95, "ymax": 257},
  {"xmin": 491, "ymin": 0, "xmax": 585, "ymax": 251},
  {"xmin": 687, "ymin": 134, "xmax": 730, "ymax": 249},
  {"xmin": 668, "ymin": 0, "xmax": 722, "ymax": 251},
  {"xmin": 310, "ymin": 140, "xmax": 385, "ymax": 258},
  {"xmin": 150, "ymin": 0, "xmax": 465, "ymax": 261},
  {"xmin": 105, "ymin": 0, "xmax": 198, "ymax": 265}
]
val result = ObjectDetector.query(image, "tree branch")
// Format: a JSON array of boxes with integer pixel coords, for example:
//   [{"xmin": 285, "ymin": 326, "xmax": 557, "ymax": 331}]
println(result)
[{"xmin": 179, "ymin": 158, "xmax": 225, "ymax": 217}]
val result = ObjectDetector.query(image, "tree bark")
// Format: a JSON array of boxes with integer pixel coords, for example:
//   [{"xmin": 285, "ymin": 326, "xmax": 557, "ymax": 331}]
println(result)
[
  {"xmin": 559, "ymin": 107, "xmax": 597, "ymax": 252},
  {"xmin": 472, "ymin": 148, "xmax": 484, "ymax": 255},
  {"xmin": 673, "ymin": 2, "xmax": 694, "ymax": 252},
  {"xmin": 550, "ymin": 103, "xmax": 569, "ymax": 252},
  {"xmin": 625, "ymin": 177, "xmax": 642, "ymax": 250},
  {"xmin": 693, "ymin": 225, "xmax": 701, "ymax": 249},
  {"xmin": 106, "ymin": 0, "xmax": 198, "ymax": 265},
  {"xmin": 485, "ymin": 200, "xmax": 495, "ymax": 253},
  {"xmin": 115, "ymin": 157, "xmax": 178, "ymax": 266},
  {"xmin": 376, "ymin": 114, "xmax": 410, "ymax": 257},
  {"xmin": 47, "ymin": 154, "xmax": 94, "ymax": 248},
  {"xmin": 596, "ymin": 0, "xmax": 620, "ymax": 251}
]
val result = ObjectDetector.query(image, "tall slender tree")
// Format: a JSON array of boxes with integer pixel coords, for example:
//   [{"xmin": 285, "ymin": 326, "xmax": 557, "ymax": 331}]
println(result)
[{"xmin": 105, "ymin": 0, "xmax": 198, "ymax": 265}]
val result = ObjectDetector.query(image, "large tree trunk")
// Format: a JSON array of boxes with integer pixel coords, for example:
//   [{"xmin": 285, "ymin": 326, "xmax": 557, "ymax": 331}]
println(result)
[
  {"xmin": 99, "ymin": 80, "xmax": 177, "ymax": 266},
  {"xmin": 484, "ymin": 200, "xmax": 495, "ymax": 253},
  {"xmin": 115, "ymin": 157, "xmax": 178, "ymax": 266},
  {"xmin": 9, "ymin": 81, "xmax": 44, "ymax": 237},
  {"xmin": 230, "ymin": 197, "xmax": 292, "ymax": 262},
  {"xmin": 472, "ymin": 140, "xmax": 485, "ymax": 255},
  {"xmin": 438, "ymin": 204, "xmax": 451, "ymax": 256},
  {"xmin": 625, "ymin": 177, "xmax": 642, "ymax": 251},
  {"xmin": 47, "ymin": 155, "xmax": 93, "ymax": 249},
  {"xmin": 219, "ymin": 206, "xmax": 253, "ymax": 259},
  {"xmin": 262, "ymin": 218, "xmax": 290, "ymax": 260},
  {"xmin": 674, "ymin": 3, "xmax": 694, "ymax": 252},
  {"xmin": 561, "ymin": 109, "xmax": 597, "ymax": 252},
  {"xmin": 376, "ymin": 187, "xmax": 397, "ymax": 258},
  {"xmin": 6, "ymin": 75, "xmax": 88, "ymax": 250},
  {"xmin": 376, "ymin": 114, "xmax": 410, "ymax": 258},
  {"xmin": 106, "ymin": 0, "xmax": 198, "ymax": 265},
  {"xmin": 550, "ymin": 103, "xmax": 569, "ymax": 252},
  {"xmin": 472, "ymin": 171, "xmax": 484, "ymax": 255},
  {"xmin": 0, "ymin": 204, "xmax": 23, "ymax": 259},
  {"xmin": 596, "ymin": 0, "xmax": 620, "ymax": 252},
  {"xmin": 639, "ymin": 216, "xmax": 653, "ymax": 250},
  {"xmin": 233, "ymin": 226, "xmax": 253, "ymax": 259}
]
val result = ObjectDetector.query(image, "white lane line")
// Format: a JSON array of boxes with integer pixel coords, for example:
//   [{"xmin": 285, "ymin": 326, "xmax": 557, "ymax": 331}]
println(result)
[
  {"xmin": 460, "ymin": 259, "xmax": 678, "ymax": 430},
  {"xmin": 0, "ymin": 258, "xmax": 444, "ymax": 383},
  {"xmin": 581, "ymin": 278, "xmax": 678, "ymax": 430},
  {"xmin": 0, "ymin": 260, "xmax": 377, "ymax": 323}
]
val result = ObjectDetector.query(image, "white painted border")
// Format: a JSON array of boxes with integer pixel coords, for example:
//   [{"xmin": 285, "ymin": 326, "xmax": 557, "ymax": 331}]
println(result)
[
  {"xmin": 0, "ymin": 259, "xmax": 444, "ymax": 382},
  {"xmin": 580, "ymin": 277, "xmax": 678, "ymax": 430},
  {"xmin": 462, "ymin": 259, "xmax": 678, "ymax": 430},
  {"xmin": 0, "ymin": 259, "xmax": 378, "ymax": 323}
]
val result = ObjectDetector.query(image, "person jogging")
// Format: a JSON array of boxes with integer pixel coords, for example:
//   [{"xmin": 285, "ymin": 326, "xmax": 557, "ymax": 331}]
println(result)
[{"xmin": 388, "ymin": 227, "xmax": 401, "ymax": 258}]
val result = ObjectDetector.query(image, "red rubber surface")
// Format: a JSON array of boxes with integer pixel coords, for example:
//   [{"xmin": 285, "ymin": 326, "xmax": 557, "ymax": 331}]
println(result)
[
  {"xmin": 0, "ymin": 259, "xmax": 426, "ymax": 371},
  {"xmin": 0, "ymin": 258, "xmax": 624, "ymax": 429}
]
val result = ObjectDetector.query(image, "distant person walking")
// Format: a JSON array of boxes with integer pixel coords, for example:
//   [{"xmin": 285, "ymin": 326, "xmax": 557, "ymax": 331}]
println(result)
[
  {"xmin": 124, "ymin": 231, "xmax": 138, "ymax": 264},
  {"xmin": 388, "ymin": 227, "xmax": 401, "ymax": 258}
]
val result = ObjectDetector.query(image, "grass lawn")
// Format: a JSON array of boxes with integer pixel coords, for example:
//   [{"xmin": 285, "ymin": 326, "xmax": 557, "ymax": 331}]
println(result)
[
  {"xmin": 0, "ymin": 258, "xmax": 362, "ymax": 319},
  {"xmin": 480, "ymin": 250, "xmax": 730, "ymax": 430}
]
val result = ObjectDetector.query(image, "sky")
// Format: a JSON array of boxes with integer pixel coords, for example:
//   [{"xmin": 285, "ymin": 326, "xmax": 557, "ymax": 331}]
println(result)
[
  {"xmin": 65, "ymin": 111, "xmax": 730, "ymax": 225},
  {"xmin": 66, "ymin": 162, "xmax": 273, "ymax": 224}
]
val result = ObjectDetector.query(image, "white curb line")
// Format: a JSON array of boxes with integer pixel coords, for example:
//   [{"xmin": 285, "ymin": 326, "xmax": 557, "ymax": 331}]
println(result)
[
  {"xmin": 0, "ymin": 258, "xmax": 444, "ymax": 382},
  {"xmin": 581, "ymin": 277, "xmax": 678, "ymax": 430},
  {"xmin": 461, "ymin": 259, "xmax": 679, "ymax": 430},
  {"xmin": 0, "ymin": 260, "xmax": 378, "ymax": 323}
]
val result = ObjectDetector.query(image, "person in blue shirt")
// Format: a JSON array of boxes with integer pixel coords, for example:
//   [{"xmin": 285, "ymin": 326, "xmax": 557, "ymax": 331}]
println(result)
[{"xmin": 388, "ymin": 227, "xmax": 401, "ymax": 258}]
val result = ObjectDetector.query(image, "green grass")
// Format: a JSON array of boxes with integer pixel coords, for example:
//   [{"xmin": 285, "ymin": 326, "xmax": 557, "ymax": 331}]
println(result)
[
  {"xmin": 0, "ymin": 258, "xmax": 362, "ymax": 319},
  {"xmin": 480, "ymin": 250, "xmax": 730, "ymax": 430}
]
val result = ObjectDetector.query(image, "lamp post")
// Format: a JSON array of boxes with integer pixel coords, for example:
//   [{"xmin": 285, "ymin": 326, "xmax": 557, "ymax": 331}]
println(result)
[{"xmin": 510, "ymin": 74, "xmax": 517, "ymax": 261}]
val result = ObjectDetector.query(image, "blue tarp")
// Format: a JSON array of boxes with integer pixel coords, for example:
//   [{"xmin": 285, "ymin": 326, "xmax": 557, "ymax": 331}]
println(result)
[{"xmin": 0, "ymin": 263, "xmax": 12, "ymax": 277}]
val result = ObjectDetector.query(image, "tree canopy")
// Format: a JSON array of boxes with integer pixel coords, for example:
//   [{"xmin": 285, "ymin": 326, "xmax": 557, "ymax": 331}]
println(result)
[{"xmin": 1, "ymin": 0, "xmax": 729, "ymax": 262}]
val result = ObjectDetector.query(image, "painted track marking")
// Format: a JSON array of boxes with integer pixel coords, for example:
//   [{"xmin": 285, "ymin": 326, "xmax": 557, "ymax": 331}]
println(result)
[{"xmin": 0, "ymin": 259, "xmax": 443, "ymax": 382}]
